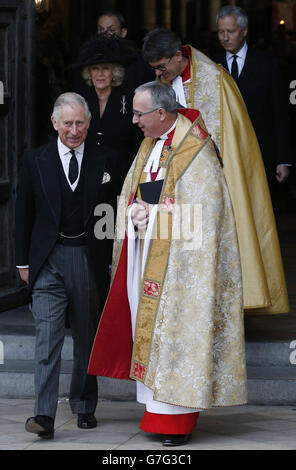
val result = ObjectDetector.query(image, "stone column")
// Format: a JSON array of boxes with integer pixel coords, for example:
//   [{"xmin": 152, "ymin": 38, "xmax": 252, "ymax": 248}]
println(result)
[
  {"xmin": 163, "ymin": 0, "xmax": 171, "ymax": 28},
  {"xmin": 180, "ymin": 0, "xmax": 189, "ymax": 39},
  {"xmin": 210, "ymin": 0, "xmax": 221, "ymax": 31},
  {"xmin": 143, "ymin": 0, "xmax": 156, "ymax": 31}
]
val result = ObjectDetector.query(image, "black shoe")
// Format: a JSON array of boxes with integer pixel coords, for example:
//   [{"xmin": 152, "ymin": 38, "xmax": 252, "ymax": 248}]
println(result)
[
  {"xmin": 162, "ymin": 434, "xmax": 191, "ymax": 447},
  {"xmin": 25, "ymin": 415, "xmax": 54, "ymax": 439},
  {"xmin": 77, "ymin": 413, "xmax": 97, "ymax": 429}
]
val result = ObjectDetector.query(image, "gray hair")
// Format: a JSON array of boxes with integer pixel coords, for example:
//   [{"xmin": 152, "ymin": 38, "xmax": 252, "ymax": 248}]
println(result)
[
  {"xmin": 82, "ymin": 64, "xmax": 125, "ymax": 88},
  {"xmin": 135, "ymin": 81, "xmax": 179, "ymax": 113},
  {"xmin": 142, "ymin": 28, "xmax": 182, "ymax": 63},
  {"xmin": 52, "ymin": 92, "xmax": 91, "ymax": 122},
  {"xmin": 216, "ymin": 5, "xmax": 248, "ymax": 30}
]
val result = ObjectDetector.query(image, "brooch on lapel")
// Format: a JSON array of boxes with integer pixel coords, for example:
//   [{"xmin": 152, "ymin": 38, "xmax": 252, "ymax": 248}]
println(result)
[
  {"xmin": 102, "ymin": 172, "xmax": 111, "ymax": 184},
  {"xmin": 120, "ymin": 95, "xmax": 127, "ymax": 114}
]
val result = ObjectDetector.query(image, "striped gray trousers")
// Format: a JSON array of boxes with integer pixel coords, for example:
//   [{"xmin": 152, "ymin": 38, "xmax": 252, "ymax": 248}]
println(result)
[{"xmin": 31, "ymin": 244, "xmax": 100, "ymax": 420}]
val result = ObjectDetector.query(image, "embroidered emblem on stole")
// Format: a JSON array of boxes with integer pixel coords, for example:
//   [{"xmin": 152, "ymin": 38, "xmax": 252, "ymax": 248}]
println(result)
[{"xmin": 143, "ymin": 279, "xmax": 161, "ymax": 298}]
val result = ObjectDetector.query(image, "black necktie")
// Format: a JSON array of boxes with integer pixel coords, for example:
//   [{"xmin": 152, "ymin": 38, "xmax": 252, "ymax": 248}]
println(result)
[
  {"xmin": 68, "ymin": 150, "xmax": 78, "ymax": 184},
  {"xmin": 231, "ymin": 54, "xmax": 239, "ymax": 81}
]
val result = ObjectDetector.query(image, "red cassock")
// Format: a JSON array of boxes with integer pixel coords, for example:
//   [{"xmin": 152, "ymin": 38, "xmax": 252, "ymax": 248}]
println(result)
[{"xmin": 88, "ymin": 233, "xmax": 199, "ymax": 434}]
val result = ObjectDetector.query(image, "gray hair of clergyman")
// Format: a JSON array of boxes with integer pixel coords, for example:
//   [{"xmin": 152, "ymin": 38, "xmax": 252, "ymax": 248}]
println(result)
[
  {"xmin": 216, "ymin": 5, "xmax": 248, "ymax": 30},
  {"xmin": 142, "ymin": 28, "xmax": 182, "ymax": 63},
  {"xmin": 52, "ymin": 92, "xmax": 91, "ymax": 122},
  {"xmin": 135, "ymin": 81, "xmax": 179, "ymax": 113}
]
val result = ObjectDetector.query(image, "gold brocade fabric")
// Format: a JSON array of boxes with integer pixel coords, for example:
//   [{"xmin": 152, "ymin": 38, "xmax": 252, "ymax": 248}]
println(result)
[
  {"xmin": 112, "ymin": 114, "xmax": 248, "ymax": 409},
  {"xmin": 181, "ymin": 46, "xmax": 289, "ymax": 314}
]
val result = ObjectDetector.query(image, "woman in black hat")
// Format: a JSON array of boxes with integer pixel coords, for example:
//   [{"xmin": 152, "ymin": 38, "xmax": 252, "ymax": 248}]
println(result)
[{"xmin": 71, "ymin": 34, "xmax": 143, "ymax": 185}]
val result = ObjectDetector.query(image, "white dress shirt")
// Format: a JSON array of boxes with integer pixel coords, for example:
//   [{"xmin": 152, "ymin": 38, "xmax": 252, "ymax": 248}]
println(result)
[
  {"xmin": 226, "ymin": 41, "xmax": 248, "ymax": 77},
  {"xmin": 57, "ymin": 138, "xmax": 84, "ymax": 191},
  {"xmin": 226, "ymin": 43, "xmax": 291, "ymax": 169}
]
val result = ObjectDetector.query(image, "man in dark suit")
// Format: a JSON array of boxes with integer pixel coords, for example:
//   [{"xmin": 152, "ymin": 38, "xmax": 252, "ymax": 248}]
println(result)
[
  {"xmin": 213, "ymin": 5, "xmax": 293, "ymax": 191},
  {"xmin": 96, "ymin": 10, "xmax": 155, "ymax": 90},
  {"xmin": 15, "ymin": 92, "xmax": 118, "ymax": 439}
]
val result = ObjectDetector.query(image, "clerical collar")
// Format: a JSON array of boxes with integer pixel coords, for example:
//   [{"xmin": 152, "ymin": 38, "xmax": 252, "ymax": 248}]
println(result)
[
  {"xmin": 159, "ymin": 118, "xmax": 178, "ymax": 144},
  {"xmin": 181, "ymin": 45, "xmax": 191, "ymax": 82},
  {"xmin": 145, "ymin": 119, "xmax": 178, "ymax": 175},
  {"xmin": 170, "ymin": 46, "xmax": 191, "ymax": 85}
]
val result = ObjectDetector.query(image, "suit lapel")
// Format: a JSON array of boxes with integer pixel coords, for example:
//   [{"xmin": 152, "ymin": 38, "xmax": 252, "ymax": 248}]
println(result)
[
  {"xmin": 221, "ymin": 52, "xmax": 228, "ymax": 70},
  {"xmin": 36, "ymin": 139, "xmax": 108, "ymax": 228},
  {"xmin": 237, "ymin": 48, "xmax": 250, "ymax": 82},
  {"xmin": 83, "ymin": 141, "xmax": 106, "ymax": 226},
  {"xmin": 218, "ymin": 49, "xmax": 249, "ymax": 84},
  {"xmin": 216, "ymin": 48, "xmax": 252, "ymax": 84},
  {"xmin": 36, "ymin": 139, "xmax": 61, "ymax": 227},
  {"xmin": 237, "ymin": 47, "xmax": 257, "ymax": 84}
]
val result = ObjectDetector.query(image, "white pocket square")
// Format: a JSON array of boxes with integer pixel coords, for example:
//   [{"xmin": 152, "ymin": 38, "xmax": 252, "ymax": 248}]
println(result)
[{"xmin": 102, "ymin": 172, "xmax": 111, "ymax": 184}]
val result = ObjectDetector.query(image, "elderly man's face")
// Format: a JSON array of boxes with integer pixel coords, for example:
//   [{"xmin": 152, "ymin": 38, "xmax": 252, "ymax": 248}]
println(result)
[
  {"xmin": 217, "ymin": 15, "xmax": 247, "ymax": 54},
  {"xmin": 132, "ymin": 90, "xmax": 162, "ymax": 138},
  {"xmin": 51, "ymin": 104, "xmax": 90, "ymax": 149},
  {"xmin": 97, "ymin": 14, "xmax": 127, "ymax": 38}
]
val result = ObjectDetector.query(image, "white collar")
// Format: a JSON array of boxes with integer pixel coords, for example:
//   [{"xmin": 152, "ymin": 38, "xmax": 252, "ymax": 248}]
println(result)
[
  {"xmin": 226, "ymin": 41, "xmax": 248, "ymax": 61},
  {"xmin": 57, "ymin": 137, "xmax": 85, "ymax": 157},
  {"xmin": 159, "ymin": 118, "xmax": 178, "ymax": 140},
  {"xmin": 144, "ymin": 118, "xmax": 178, "ymax": 175}
]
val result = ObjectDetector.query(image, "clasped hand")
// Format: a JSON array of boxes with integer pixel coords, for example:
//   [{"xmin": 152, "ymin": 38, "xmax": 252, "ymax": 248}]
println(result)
[{"xmin": 131, "ymin": 199, "xmax": 153, "ymax": 232}]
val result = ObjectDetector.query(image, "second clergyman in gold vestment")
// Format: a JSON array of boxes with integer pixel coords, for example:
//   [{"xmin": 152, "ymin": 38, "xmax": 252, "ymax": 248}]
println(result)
[{"xmin": 142, "ymin": 28, "xmax": 289, "ymax": 314}]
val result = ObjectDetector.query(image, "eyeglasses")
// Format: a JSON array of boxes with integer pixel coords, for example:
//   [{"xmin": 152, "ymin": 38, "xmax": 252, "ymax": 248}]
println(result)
[
  {"xmin": 133, "ymin": 108, "xmax": 159, "ymax": 118},
  {"xmin": 149, "ymin": 57, "xmax": 173, "ymax": 72}
]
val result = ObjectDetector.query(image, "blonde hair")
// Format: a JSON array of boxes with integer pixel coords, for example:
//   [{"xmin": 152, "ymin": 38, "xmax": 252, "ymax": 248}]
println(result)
[{"xmin": 82, "ymin": 63, "xmax": 125, "ymax": 88}]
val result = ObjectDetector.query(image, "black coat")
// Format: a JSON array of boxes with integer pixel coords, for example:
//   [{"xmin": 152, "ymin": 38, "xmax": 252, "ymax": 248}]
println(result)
[
  {"xmin": 213, "ymin": 46, "xmax": 293, "ymax": 181},
  {"xmin": 82, "ymin": 85, "xmax": 143, "ymax": 184},
  {"xmin": 15, "ymin": 138, "xmax": 119, "ymax": 307}
]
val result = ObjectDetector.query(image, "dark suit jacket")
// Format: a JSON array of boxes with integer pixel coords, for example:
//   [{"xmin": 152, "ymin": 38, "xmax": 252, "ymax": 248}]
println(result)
[
  {"xmin": 213, "ymin": 46, "xmax": 293, "ymax": 181},
  {"xmin": 15, "ymin": 138, "xmax": 119, "ymax": 307}
]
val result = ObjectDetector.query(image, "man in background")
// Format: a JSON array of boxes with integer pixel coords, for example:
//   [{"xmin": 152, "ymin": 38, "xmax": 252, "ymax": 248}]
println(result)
[
  {"xmin": 213, "ymin": 5, "xmax": 293, "ymax": 190},
  {"xmin": 72, "ymin": 10, "xmax": 154, "ymax": 96},
  {"xmin": 97, "ymin": 10, "xmax": 127, "ymax": 38}
]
